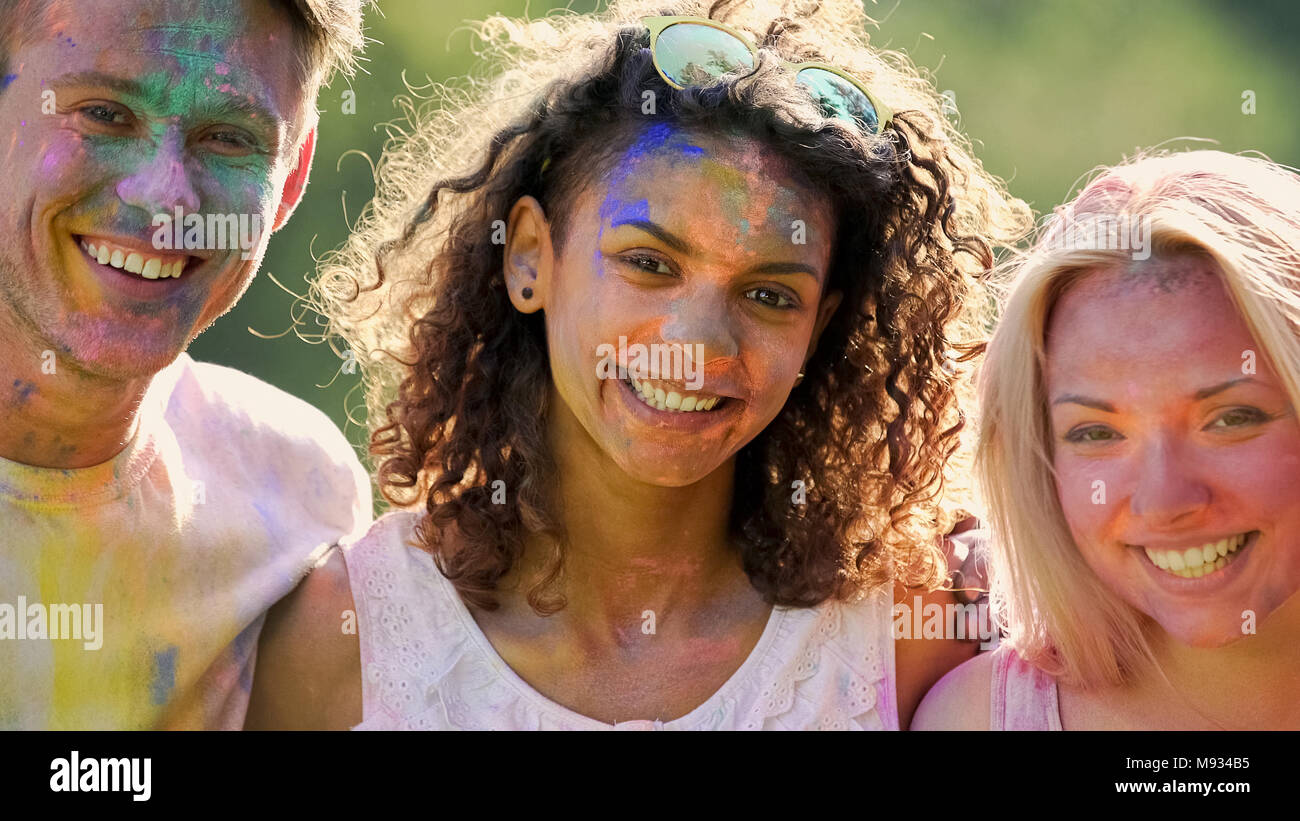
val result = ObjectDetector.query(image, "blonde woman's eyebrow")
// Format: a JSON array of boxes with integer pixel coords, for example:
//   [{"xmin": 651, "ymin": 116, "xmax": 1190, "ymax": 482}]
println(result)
[
  {"xmin": 1051, "ymin": 394, "xmax": 1116, "ymax": 412},
  {"xmin": 1193, "ymin": 377, "xmax": 1256, "ymax": 400},
  {"xmin": 1054, "ymin": 378, "xmax": 1263, "ymax": 412}
]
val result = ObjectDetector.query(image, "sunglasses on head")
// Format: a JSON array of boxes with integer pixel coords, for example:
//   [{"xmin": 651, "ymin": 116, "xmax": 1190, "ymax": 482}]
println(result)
[{"xmin": 643, "ymin": 16, "xmax": 893, "ymax": 135}]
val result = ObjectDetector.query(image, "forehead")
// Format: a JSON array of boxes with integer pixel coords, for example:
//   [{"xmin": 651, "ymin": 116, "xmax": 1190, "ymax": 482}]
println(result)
[
  {"xmin": 596, "ymin": 124, "xmax": 833, "ymax": 236},
  {"xmin": 1044, "ymin": 260, "xmax": 1260, "ymax": 389},
  {"xmin": 30, "ymin": 0, "xmax": 306, "ymax": 124}
]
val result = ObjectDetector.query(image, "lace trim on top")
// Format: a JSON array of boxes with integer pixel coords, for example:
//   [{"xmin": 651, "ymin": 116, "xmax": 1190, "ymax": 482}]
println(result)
[{"xmin": 344, "ymin": 511, "xmax": 898, "ymax": 730}]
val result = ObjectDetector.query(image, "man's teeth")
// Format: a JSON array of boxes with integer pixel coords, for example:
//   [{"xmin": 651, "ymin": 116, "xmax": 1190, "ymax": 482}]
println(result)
[
  {"xmin": 627, "ymin": 376, "xmax": 722, "ymax": 412},
  {"xmin": 1143, "ymin": 533, "xmax": 1249, "ymax": 579},
  {"xmin": 81, "ymin": 239, "xmax": 186, "ymax": 279}
]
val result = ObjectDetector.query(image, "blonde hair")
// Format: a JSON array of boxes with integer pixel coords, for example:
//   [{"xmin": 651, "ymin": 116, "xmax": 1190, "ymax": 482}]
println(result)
[{"xmin": 978, "ymin": 149, "xmax": 1300, "ymax": 687}]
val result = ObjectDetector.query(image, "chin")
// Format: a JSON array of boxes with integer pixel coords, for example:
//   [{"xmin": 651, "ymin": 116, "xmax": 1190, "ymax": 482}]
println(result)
[
  {"xmin": 61, "ymin": 329, "xmax": 185, "ymax": 382},
  {"xmin": 1151, "ymin": 610, "xmax": 1253, "ymax": 650}
]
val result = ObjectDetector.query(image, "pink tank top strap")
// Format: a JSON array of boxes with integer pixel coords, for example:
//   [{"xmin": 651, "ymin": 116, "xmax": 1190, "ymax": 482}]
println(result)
[{"xmin": 989, "ymin": 644, "xmax": 1063, "ymax": 731}]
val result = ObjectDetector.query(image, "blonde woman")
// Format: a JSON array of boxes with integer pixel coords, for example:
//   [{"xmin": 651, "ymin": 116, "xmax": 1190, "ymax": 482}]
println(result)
[{"xmin": 914, "ymin": 150, "xmax": 1300, "ymax": 730}]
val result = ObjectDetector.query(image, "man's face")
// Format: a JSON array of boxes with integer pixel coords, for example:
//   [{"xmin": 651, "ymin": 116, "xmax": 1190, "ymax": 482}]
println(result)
[{"xmin": 0, "ymin": 0, "xmax": 311, "ymax": 379}]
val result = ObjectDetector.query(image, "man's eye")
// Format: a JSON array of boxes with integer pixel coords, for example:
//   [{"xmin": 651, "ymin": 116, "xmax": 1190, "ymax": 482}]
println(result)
[
  {"xmin": 1064, "ymin": 425, "xmax": 1120, "ymax": 444},
  {"xmin": 745, "ymin": 287, "xmax": 794, "ymax": 309},
  {"xmin": 1207, "ymin": 407, "xmax": 1269, "ymax": 430},
  {"xmin": 201, "ymin": 128, "xmax": 258, "ymax": 156},
  {"xmin": 77, "ymin": 103, "xmax": 131, "ymax": 126}
]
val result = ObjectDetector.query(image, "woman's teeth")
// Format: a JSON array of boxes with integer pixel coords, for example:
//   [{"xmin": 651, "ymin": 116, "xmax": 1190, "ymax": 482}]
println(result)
[
  {"xmin": 81, "ymin": 239, "xmax": 187, "ymax": 279},
  {"xmin": 626, "ymin": 376, "xmax": 723, "ymax": 412},
  {"xmin": 1142, "ymin": 532, "xmax": 1250, "ymax": 579}
]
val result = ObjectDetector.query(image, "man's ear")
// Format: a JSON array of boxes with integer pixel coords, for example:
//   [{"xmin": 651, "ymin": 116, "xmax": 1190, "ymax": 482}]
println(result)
[
  {"xmin": 272, "ymin": 127, "xmax": 317, "ymax": 233},
  {"xmin": 504, "ymin": 195, "xmax": 554, "ymax": 314}
]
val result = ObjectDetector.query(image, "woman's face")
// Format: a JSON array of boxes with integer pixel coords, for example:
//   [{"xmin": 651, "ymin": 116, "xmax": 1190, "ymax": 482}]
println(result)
[
  {"xmin": 1045, "ymin": 258, "xmax": 1300, "ymax": 648},
  {"xmin": 531, "ymin": 124, "xmax": 841, "ymax": 486}
]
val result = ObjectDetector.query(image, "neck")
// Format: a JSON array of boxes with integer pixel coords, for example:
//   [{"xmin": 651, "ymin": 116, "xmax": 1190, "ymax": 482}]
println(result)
[
  {"xmin": 1145, "ymin": 593, "xmax": 1300, "ymax": 727},
  {"xmin": 0, "ymin": 309, "xmax": 151, "ymax": 469},
  {"xmin": 511, "ymin": 394, "xmax": 745, "ymax": 640}
]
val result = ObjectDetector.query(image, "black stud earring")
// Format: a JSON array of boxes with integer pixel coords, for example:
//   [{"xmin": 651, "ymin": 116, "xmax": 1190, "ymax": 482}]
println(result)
[{"xmin": 522, "ymin": 287, "xmax": 533, "ymax": 299}]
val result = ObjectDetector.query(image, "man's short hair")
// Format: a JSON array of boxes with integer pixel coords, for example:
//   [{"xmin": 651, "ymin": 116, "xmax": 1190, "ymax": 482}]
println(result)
[{"xmin": 0, "ymin": 0, "xmax": 368, "ymax": 100}]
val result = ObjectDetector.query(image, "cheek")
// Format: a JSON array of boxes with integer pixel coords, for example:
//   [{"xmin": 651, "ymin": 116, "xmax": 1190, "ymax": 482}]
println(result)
[{"xmin": 1053, "ymin": 452, "xmax": 1120, "ymax": 548}]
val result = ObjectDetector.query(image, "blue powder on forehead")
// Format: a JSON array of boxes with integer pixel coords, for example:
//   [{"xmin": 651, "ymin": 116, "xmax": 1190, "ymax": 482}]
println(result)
[{"xmin": 624, "ymin": 121, "xmax": 706, "ymax": 161}]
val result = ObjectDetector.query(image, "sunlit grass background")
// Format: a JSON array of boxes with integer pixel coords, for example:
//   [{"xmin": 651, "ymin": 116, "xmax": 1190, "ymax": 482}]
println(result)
[{"xmin": 189, "ymin": 0, "xmax": 1300, "ymax": 461}]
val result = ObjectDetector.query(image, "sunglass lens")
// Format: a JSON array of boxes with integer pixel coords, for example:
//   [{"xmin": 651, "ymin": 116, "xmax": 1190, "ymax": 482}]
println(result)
[
  {"xmin": 655, "ymin": 23, "xmax": 756, "ymax": 87},
  {"xmin": 796, "ymin": 67, "xmax": 880, "ymax": 133}
]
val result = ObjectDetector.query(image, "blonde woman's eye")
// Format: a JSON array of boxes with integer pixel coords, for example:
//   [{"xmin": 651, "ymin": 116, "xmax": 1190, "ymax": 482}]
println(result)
[
  {"xmin": 745, "ymin": 287, "xmax": 794, "ymax": 309},
  {"xmin": 1064, "ymin": 425, "xmax": 1120, "ymax": 444},
  {"xmin": 1207, "ymin": 407, "xmax": 1269, "ymax": 429}
]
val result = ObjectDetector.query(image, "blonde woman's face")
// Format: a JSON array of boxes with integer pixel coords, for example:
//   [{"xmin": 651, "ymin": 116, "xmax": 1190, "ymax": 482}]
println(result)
[
  {"xmin": 539, "ymin": 125, "xmax": 840, "ymax": 486},
  {"xmin": 1045, "ymin": 260, "xmax": 1300, "ymax": 648}
]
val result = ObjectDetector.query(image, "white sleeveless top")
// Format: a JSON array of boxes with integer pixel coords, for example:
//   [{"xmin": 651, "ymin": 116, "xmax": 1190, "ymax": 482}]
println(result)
[{"xmin": 343, "ymin": 511, "xmax": 900, "ymax": 730}]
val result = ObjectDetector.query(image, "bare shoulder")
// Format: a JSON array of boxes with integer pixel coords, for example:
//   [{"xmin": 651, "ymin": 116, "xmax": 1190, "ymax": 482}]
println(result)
[
  {"xmin": 910, "ymin": 647, "xmax": 995, "ymax": 731},
  {"xmin": 892, "ymin": 582, "xmax": 980, "ymax": 729},
  {"xmin": 245, "ymin": 546, "xmax": 363, "ymax": 730}
]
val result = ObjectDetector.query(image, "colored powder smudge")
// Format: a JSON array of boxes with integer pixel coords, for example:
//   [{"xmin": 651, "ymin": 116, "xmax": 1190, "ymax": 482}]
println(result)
[
  {"xmin": 214, "ymin": 62, "xmax": 230, "ymax": 76},
  {"xmin": 150, "ymin": 646, "xmax": 178, "ymax": 705},
  {"xmin": 0, "ymin": 74, "xmax": 17, "ymax": 91},
  {"xmin": 12, "ymin": 379, "xmax": 36, "ymax": 404}
]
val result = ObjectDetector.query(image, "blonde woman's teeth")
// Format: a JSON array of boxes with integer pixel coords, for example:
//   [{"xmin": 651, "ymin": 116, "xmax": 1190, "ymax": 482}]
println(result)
[
  {"xmin": 1142, "ymin": 533, "xmax": 1249, "ymax": 578},
  {"xmin": 627, "ymin": 376, "xmax": 722, "ymax": 412},
  {"xmin": 81, "ymin": 239, "xmax": 187, "ymax": 279}
]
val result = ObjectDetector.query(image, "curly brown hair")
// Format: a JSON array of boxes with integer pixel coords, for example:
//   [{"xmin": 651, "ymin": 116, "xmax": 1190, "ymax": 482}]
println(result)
[{"xmin": 312, "ymin": 0, "xmax": 1032, "ymax": 614}]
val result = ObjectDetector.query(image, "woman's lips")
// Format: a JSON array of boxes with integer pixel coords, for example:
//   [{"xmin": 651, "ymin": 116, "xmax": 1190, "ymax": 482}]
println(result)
[
  {"xmin": 1134, "ymin": 530, "xmax": 1260, "ymax": 593},
  {"xmin": 612, "ymin": 372, "xmax": 742, "ymax": 431}
]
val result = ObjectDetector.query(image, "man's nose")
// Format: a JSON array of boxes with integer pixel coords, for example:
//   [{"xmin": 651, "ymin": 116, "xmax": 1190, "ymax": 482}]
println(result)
[{"xmin": 115, "ymin": 133, "xmax": 201, "ymax": 217}]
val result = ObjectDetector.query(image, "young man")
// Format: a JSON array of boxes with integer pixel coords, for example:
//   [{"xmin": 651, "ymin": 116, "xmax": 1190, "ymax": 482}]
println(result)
[{"xmin": 0, "ymin": 0, "xmax": 372, "ymax": 728}]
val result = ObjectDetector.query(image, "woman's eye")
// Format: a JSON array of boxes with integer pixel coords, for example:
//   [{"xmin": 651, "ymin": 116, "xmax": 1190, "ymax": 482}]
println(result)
[
  {"xmin": 745, "ymin": 287, "xmax": 794, "ymax": 309},
  {"xmin": 1064, "ymin": 425, "xmax": 1120, "ymax": 444},
  {"xmin": 624, "ymin": 254, "xmax": 673, "ymax": 275},
  {"xmin": 1207, "ymin": 407, "xmax": 1269, "ymax": 430}
]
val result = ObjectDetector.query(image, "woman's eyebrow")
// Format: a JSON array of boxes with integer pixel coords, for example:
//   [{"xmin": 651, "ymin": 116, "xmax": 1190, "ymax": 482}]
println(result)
[
  {"xmin": 1193, "ymin": 376, "xmax": 1255, "ymax": 400},
  {"xmin": 613, "ymin": 218, "xmax": 694, "ymax": 254},
  {"xmin": 1051, "ymin": 394, "xmax": 1116, "ymax": 412},
  {"xmin": 612, "ymin": 218, "xmax": 821, "ymax": 279},
  {"xmin": 1053, "ymin": 377, "xmax": 1263, "ymax": 412}
]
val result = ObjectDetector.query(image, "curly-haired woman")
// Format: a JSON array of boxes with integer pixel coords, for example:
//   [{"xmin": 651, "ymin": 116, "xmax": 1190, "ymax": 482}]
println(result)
[
  {"xmin": 914, "ymin": 150, "xmax": 1300, "ymax": 730},
  {"xmin": 246, "ymin": 0, "xmax": 1029, "ymax": 730}
]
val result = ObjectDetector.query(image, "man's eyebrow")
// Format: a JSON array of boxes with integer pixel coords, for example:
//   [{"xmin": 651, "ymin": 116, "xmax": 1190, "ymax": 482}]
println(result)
[
  {"xmin": 1193, "ymin": 377, "xmax": 1255, "ymax": 400},
  {"xmin": 50, "ymin": 71, "xmax": 148, "ymax": 97},
  {"xmin": 1051, "ymin": 394, "xmax": 1117, "ymax": 412},
  {"xmin": 611, "ymin": 219, "xmax": 822, "ymax": 279}
]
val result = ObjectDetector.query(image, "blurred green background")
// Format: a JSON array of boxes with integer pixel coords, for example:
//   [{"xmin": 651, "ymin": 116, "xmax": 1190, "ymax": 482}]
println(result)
[{"xmin": 190, "ymin": 0, "xmax": 1300, "ymax": 462}]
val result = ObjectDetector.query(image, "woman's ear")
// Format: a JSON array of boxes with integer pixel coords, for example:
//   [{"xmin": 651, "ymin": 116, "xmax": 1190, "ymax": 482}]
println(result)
[
  {"xmin": 805, "ymin": 288, "xmax": 844, "ymax": 363},
  {"xmin": 504, "ymin": 195, "xmax": 555, "ymax": 314}
]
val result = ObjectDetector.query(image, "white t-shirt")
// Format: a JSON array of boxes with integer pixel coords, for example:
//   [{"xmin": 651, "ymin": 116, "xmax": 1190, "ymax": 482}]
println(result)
[
  {"xmin": 0, "ymin": 353, "xmax": 372, "ymax": 729},
  {"xmin": 343, "ymin": 510, "xmax": 900, "ymax": 730}
]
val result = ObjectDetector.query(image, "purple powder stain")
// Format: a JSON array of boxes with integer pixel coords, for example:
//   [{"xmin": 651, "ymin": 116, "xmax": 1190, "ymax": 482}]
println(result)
[
  {"xmin": 150, "ymin": 645, "xmax": 179, "ymax": 705},
  {"xmin": 12, "ymin": 379, "xmax": 36, "ymax": 404},
  {"xmin": 214, "ymin": 62, "xmax": 230, "ymax": 76}
]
